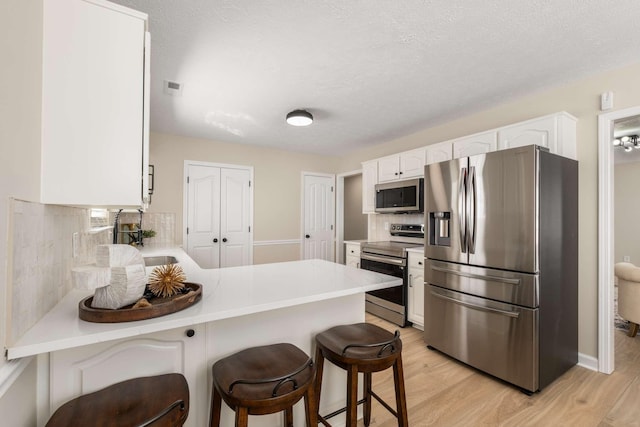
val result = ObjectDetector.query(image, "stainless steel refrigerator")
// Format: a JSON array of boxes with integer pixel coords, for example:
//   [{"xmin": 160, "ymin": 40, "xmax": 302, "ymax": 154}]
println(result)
[{"xmin": 423, "ymin": 144, "xmax": 578, "ymax": 393}]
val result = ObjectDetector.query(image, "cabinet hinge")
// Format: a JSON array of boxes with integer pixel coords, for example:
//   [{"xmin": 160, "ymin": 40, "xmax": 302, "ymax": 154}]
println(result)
[
  {"xmin": 187, "ymin": 176, "xmax": 190, "ymax": 184},
  {"xmin": 331, "ymin": 186, "xmax": 334, "ymax": 192},
  {"xmin": 249, "ymin": 180, "xmax": 251, "ymax": 187},
  {"xmin": 248, "ymin": 226, "xmax": 251, "ymax": 232},
  {"xmin": 186, "ymin": 227, "xmax": 189, "ymax": 235},
  {"xmin": 331, "ymin": 225, "xmax": 334, "ymax": 230}
]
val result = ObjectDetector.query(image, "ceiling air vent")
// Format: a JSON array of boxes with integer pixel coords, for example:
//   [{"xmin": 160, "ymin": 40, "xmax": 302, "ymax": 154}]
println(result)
[{"xmin": 163, "ymin": 80, "xmax": 183, "ymax": 96}]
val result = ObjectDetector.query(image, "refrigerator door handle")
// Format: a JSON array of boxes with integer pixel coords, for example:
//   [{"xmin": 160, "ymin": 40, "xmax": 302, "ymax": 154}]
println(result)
[
  {"xmin": 467, "ymin": 166, "xmax": 477, "ymax": 254},
  {"xmin": 430, "ymin": 265, "xmax": 522, "ymax": 285},
  {"xmin": 430, "ymin": 290, "xmax": 520, "ymax": 318},
  {"xmin": 458, "ymin": 167, "xmax": 467, "ymax": 253}
]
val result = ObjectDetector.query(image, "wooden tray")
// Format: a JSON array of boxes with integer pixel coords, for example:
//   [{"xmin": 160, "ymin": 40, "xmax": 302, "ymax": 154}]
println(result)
[{"xmin": 79, "ymin": 282, "xmax": 202, "ymax": 323}]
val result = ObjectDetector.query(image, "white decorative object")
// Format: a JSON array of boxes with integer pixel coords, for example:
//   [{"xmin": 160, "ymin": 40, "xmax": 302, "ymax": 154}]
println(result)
[{"xmin": 91, "ymin": 245, "xmax": 147, "ymax": 309}]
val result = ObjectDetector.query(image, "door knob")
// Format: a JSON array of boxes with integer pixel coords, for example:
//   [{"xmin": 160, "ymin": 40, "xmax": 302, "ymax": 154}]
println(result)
[
  {"xmin": 305, "ymin": 234, "xmax": 310, "ymax": 238},
  {"xmin": 185, "ymin": 329, "xmax": 195, "ymax": 338},
  {"xmin": 222, "ymin": 238, "xmax": 228, "ymax": 242},
  {"xmin": 213, "ymin": 238, "xmax": 218, "ymax": 243}
]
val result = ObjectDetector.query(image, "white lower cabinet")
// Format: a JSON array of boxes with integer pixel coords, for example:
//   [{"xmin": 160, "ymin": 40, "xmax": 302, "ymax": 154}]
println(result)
[
  {"xmin": 49, "ymin": 324, "xmax": 206, "ymax": 427},
  {"xmin": 407, "ymin": 251, "xmax": 425, "ymax": 329},
  {"xmin": 345, "ymin": 242, "xmax": 361, "ymax": 268}
]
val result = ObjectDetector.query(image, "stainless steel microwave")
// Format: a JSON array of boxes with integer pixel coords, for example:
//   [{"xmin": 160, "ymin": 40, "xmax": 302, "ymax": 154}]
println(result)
[{"xmin": 374, "ymin": 178, "xmax": 424, "ymax": 214}]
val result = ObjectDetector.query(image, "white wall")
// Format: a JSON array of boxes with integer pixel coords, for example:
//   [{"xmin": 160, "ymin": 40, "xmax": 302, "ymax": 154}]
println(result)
[
  {"xmin": 614, "ymin": 161, "xmax": 640, "ymax": 264},
  {"xmin": 1, "ymin": 0, "xmax": 44, "ymax": 363},
  {"xmin": 0, "ymin": 0, "xmax": 44, "ymax": 421},
  {"xmin": 148, "ymin": 132, "xmax": 340, "ymax": 264},
  {"xmin": 337, "ymin": 61, "xmax": 640, "ymax": 359}
]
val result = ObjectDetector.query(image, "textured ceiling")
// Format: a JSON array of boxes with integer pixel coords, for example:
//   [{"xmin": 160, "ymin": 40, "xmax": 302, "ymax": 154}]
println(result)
[{"xmin": 110, "ymin": 0, "xmax": 640, "ymax": 156}]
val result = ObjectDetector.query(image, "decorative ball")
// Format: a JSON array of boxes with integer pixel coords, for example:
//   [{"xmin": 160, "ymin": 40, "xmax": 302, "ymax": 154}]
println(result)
[{"xmin": 148, "ymin": 264, "xmax": 187, "ymax": 298}]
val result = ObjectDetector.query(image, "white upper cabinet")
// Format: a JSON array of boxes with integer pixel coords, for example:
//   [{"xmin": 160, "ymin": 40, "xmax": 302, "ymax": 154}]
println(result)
[
  {"xmin": 41, "ymin": 0, "xmax": 149, "ymax": 207},
  {"xmin": 361, "ymin": 160, "xmax": 378, "ymax": 214},
  {"xmin": 451, "ymin": 131, "xmax": 498, "ymax": 159},
  {"xmin": 498, "ymin": 113, "xmax": 577, "ymax": 160},
  {"xmin": 378, "ymin": 148, "xmax": 426, "ymax": 183},
  {"xmin": 425, "ymin": 141, "xmax": 453, "ymax": 165}
]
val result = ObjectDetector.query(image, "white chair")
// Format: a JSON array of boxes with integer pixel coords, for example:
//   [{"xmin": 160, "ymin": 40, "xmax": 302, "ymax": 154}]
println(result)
[{"xmin": 614, "ymin": 262, "xmax": 640, "ymax": 337}]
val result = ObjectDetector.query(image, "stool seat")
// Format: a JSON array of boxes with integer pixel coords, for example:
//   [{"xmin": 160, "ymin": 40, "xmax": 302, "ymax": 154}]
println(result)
[
  {"xmin": 46, "ymin": 373, "xmax": 189, "ymax": 427},
  {"xmin": 314, "ymin": 323, "xmax": 408, "ymax": 427},
  {"xmin": 209, "ymin": 343, "xmax": 317, "ymax": 426}
]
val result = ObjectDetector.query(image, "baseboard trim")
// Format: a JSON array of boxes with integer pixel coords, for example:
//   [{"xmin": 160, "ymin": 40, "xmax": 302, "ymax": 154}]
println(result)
[{"xmin": 577, "ymin": 352, "xmax": 599, "ymax": 372}]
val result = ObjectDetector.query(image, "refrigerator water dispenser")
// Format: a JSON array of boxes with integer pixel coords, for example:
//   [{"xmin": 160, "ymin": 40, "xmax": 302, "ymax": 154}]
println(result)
[{"xmin": 429, "ymin": 212, "xmax": 450, "ymax": 246}]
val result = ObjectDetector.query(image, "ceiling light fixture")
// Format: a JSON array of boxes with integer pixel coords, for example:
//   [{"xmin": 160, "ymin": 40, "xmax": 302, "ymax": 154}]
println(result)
[
  {"xmin": 613, "ymin": 134, "xmax": 640, "ymax": 152},
  {"xmin": 286, "ymin": 110, "xmax": 313, "ymax": 126}
]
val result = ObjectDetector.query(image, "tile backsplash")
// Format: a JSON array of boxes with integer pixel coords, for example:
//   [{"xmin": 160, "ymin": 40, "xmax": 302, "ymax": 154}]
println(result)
[
  {"xmin": 7, "ymin": 199, "xmax": 110, "ymax": 344},
  {"xmin": 6, "ymin": 201, "xmax": 176, "ymax": 345}
]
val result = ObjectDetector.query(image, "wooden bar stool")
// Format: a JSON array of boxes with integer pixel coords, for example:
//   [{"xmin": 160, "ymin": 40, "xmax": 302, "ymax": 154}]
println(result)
[
  {"xmin": 314, "ymin": 323, "xmax": 408, "ymax": 427},
  {"xmin": 209, "ymin": 343, "xmax": 317, "ymax": 427},
  {"xmin": 46, "ymin": 373, "xmax": 189, "ymax": 427}
]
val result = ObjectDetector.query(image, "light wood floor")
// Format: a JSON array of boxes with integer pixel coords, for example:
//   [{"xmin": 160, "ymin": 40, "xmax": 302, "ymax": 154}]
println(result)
[{"xmin": 362, "ymin": 314, "xmax": 640, "ymax": 426}]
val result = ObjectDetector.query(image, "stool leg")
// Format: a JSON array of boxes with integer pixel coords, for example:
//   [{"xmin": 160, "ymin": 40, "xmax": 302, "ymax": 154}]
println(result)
[
  {"xmin": 304, "ymin": 377, "xmax": 318, "ymax": 427},
  {"xmin": 285, "ymin": 407, "xmax": 293, "ymax": 427},
  {"xmin": 363, "ymin": 372, "xmax": 372, "ymax": 426},
  {"xmin": 235, "ymin": 406, "xmax": 249, "ymax": 427},
  {"xmin": 345, "ymin": 364, "xmax": 359, "ymax": 427},
  {"xmin": 393, "ymin": 356, "xmax": 409, "ymax": 427},
  {"xmin": 314, "ymin": 346, "xmax": 325, "ymax": 417},
  {"xmin": 209, "ymin": 387, "xmax": 222, "ymax": 427}
]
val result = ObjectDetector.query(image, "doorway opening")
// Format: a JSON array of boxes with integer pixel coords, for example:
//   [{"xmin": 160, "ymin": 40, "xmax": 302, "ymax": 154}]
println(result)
[{"xmin": 598, "ymin": 105, "xmax": 640, "ymax": 374}]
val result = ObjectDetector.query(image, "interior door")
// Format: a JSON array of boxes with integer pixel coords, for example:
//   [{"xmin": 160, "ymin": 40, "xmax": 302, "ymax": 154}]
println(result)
[
  {"xmin": 186, "ymin": 165, "xmax": 221, "ymax": 268},
  {"xmin": 303, "ymin": 174, "xmax": 335, "ymax": 261},
  {"xmin": 219, "ymin": 168, "xmax": 251, "ymax": 267}
]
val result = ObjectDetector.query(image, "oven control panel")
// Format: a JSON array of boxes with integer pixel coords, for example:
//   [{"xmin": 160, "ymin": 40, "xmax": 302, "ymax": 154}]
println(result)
[{"xmin": 390, "ymin": 223, "xmax": 424, "ymax": 238}]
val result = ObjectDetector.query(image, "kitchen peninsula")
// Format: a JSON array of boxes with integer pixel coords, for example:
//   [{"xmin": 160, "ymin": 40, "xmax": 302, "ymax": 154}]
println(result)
[{"xmin": 8, "ymin": 248, "xmax": 401, "ymax": 426}]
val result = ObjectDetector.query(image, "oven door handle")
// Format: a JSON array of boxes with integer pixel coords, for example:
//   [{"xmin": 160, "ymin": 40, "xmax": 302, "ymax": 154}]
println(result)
[
  {"xmin": 430, "ymin": 265, "xmax": 521, "ymax": 286},
  {"xmin": 360, "ymin": 253, "xmax": 406, "ymax": 267},
  {"xmin": 430, "ymin": 290, "xmax": 520, "ymax": 318}
]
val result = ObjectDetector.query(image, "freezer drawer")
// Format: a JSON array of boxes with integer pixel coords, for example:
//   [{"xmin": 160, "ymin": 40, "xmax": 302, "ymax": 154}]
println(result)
[
  {"xmin": 425, "ymin": 259, "xmax": 538, "ymax": 308},
  {"xmin": 424, "ymin": 285, "xmax": 539, "ymax": 392}
]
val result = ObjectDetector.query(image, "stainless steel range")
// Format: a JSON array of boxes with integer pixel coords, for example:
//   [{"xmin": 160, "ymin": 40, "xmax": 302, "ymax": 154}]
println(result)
[{"xmin": 360, "ymin": 224, "xmax": 423, "ymax": 327}]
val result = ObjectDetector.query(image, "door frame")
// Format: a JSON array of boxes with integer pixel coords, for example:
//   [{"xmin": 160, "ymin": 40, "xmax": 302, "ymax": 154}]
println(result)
[
  {"xmin": 335, "ymin": 169, "xmax": 363, "ymax": 265},
  {"xmin": 183, "ymin": 160, "xmax": 254, "ymax": 266},
  {"xmin": 300, "ymin": 171, "xmax": 336, "ymax": 261},
  {"xmin": 597, "ymin": 104, "xmax": 640, "ymax": 374}
]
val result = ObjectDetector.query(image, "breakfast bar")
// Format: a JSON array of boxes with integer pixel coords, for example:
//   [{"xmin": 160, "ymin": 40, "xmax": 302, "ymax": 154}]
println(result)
[{"xmin": 7, "ymin": 248, "xmax": 401, "ymax": 426}]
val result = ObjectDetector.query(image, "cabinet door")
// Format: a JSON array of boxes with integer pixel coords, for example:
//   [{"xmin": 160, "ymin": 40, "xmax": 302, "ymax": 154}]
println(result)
[
  {"xmin": 49, "ymin": 325, "xmax": 205, "ymax": 427},
  {"xmin": 425, "ymin": 141, "xmax": 453, "ymax": 165},
  {"xmin": 452, "ymin": 131, "xmax": 497, "ymax": 158},
  {"xmin": 361, "ymin": 161, "xmax": 378, "ymax": 213},
  {"xmin": 498, "ymin": 116, "xmax": 557, "ymax": 153},
  {"xmin": 345, "ymin": 243, "xmax": 361, "ymax": 268},
  {"xmin": 41, "ymin": 0, "xmax": 147, "ymax": 206},
  {"xmin": 220, "ymin": 168, "xmax": 252, "ymax": 267},
  {"xmin": 377, "ymin": 155, "xmax": 401, "ymax": 182},
  {"xmin": 408, "ymin": 254, "xmax": 425, "ymax": 328},
  {"xmin": 399, "ymin": 148, "xmax": 426, "ymax": 178}
]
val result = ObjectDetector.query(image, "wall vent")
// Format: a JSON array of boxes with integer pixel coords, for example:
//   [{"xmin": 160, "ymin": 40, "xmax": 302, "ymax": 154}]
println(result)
[{"xmin": 163, "ymin": 80, "xmax": 183, "ymax": 96}]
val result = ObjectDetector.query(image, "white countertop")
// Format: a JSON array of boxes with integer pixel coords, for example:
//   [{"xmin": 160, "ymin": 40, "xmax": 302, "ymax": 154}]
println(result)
[{"xmin": 7, "ymin": 248, "xmax": 401, "ymax": 359}]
